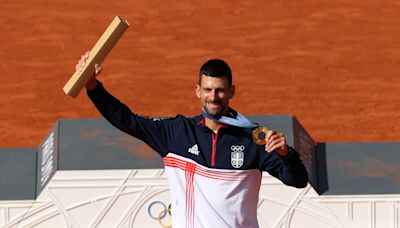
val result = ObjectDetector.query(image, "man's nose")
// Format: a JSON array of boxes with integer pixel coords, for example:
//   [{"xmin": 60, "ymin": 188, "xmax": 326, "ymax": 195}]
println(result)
[{"xmin": 209, "ymin": 90, "xmax": 218, "ymax": 101}]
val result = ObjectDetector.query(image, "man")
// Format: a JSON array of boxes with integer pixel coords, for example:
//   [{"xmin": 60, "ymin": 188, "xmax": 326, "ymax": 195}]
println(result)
[{"xmin": 77, "ymin": 51, "xmax": 308, "ymax": 228}]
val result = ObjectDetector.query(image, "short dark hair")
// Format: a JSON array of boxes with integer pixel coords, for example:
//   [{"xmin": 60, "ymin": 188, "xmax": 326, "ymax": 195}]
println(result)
[{"xmin": 199, "ymin": 59, "xmax": 232, "ymax": 87}]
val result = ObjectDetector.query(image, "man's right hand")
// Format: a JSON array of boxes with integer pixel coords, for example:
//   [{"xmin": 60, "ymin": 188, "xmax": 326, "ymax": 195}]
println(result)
[{"xmin": 76, "ymin": 51, "xmax": 102, "ymax": 90}]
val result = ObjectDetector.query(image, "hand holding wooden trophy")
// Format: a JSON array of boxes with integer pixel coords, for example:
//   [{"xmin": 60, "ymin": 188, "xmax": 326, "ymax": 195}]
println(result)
[{"xmin": 63, "ymin": 16, "xmax": 129, "ymax": 98}]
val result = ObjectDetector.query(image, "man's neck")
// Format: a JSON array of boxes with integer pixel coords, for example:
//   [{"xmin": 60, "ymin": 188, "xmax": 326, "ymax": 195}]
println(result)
[
  {"xmin": 203, "ymin": 108, "xmax": 233, "ymax": 132},
  {"xmin": 205, "ymin": 118, "xmax": 221, "ymax": 132}
]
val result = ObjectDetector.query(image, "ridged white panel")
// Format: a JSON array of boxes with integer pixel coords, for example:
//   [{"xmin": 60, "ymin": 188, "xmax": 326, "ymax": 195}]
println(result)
[
  {"xmin": 353, "ymin": 202, "xmax": 370, "ymax": 228},
  {"xmin": 68, "ymin": 201, "xmax": 99, "ymax": 228},
  {"xmin": 28, "ymin": 213, "xmax": 67, "ymax": 228},
  {"xmin": 375, "ymin": 201, "xmax": 394, "ymax": 228},
  {"xmin": 1, "ymin": 170, "xmax": 400, "ymax": 227}
]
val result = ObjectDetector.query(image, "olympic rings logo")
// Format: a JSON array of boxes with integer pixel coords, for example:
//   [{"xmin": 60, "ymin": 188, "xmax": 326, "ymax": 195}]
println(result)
[
  {"xmin": 231, "ymin": 145, "xmax": 245, "ymax": 152},
  {"xmin": 147, "ymin": 201, "xmax": 172, "ymax": 228}
]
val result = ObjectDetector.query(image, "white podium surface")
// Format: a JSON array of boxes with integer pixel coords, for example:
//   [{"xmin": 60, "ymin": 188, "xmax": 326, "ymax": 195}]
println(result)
[{"xmin": 0, "ymin": 169, "xmax": 397, "ymax": 228}]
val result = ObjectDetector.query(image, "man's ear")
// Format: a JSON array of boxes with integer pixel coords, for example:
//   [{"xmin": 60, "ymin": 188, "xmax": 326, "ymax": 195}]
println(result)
[
  {"xmin": 229, "ymin": 85, "xmax": 235, "ymax": 99},
  {"xmin": 196, "ymin": 84, "xmax": 201, "ymax": 99}
]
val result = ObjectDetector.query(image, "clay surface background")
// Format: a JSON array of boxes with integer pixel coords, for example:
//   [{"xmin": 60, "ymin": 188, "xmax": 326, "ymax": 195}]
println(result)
[{"xmin": 2, "ymin": 0, "xmax": 400, "ymax": 148}]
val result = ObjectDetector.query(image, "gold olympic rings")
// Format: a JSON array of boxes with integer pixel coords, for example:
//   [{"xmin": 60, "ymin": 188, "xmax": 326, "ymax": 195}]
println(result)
[
  {"xmin": 148, "ymin": 201, "xmax": 172, "ymax": 228},
  {"xmin": 157, "ymin": 209, "xmax": 172, "ymax": 228}
]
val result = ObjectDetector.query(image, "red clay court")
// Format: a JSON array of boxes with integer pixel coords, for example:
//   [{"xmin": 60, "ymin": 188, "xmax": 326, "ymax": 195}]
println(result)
[{"xmin": 2, "ymin": 0, "xmax": 400, "ymax": 147}]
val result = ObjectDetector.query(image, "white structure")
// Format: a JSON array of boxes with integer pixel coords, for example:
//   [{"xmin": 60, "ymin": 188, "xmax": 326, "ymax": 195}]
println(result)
[{"xmin": 0, "ymin": 169, "xmax": 397, "ymax": 228}]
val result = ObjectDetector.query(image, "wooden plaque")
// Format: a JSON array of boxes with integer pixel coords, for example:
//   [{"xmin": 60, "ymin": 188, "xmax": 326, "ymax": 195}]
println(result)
[{"xmin": 63, "ymin": 16, "xmax": 129, "ymax": 98}]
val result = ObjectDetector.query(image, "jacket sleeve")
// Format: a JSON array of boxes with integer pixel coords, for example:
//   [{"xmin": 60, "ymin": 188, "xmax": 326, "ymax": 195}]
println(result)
[
  {"xmin": 86, "ymin": 80, "xmax": 178, "ymax": 157},
  {"xmin": 258, "ymin": 146, "xmax": 308, "ymax": 188}
]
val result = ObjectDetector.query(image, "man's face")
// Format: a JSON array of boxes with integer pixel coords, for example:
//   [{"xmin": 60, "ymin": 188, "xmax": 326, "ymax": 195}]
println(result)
[{"xmin": 196, "ymin": 74, "xmax": 235, "ymax": 117}]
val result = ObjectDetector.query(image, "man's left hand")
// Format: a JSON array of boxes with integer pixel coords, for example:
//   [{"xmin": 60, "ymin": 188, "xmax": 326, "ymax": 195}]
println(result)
[{"xmin": 265, "ymin": 130, "xmax": 288, "ymax": 157}]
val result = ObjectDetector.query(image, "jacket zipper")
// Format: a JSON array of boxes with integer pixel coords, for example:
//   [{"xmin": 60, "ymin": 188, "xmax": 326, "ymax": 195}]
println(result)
[{"xmin": 211, "ymin": 130, "xmax": 219, "ymax": 166}]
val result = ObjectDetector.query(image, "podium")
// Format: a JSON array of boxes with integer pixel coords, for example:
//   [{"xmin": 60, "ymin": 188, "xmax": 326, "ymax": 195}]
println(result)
[{"xmin": 2, "ymin": 117, "xmax": 400, "ymax": 227}]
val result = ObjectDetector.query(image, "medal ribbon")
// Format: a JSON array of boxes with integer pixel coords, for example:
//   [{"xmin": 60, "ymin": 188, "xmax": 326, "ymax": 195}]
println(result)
[{"xmin": 201, "ymin": 108, "xmax": 258, "ymax": 128}]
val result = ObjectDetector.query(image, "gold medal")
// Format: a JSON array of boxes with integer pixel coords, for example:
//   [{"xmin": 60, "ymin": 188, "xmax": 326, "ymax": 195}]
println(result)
[{"xmin": 252, "ymin": 126, "xmax": 269, "ymax": 145}]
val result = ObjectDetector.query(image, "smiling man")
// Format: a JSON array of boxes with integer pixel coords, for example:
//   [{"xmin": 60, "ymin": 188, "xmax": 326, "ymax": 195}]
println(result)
[
  {"xmin": 196, "ymin": 59, "xmax": 235, "ymax": 133},
  {"xmin": 78, "ymin": 53, "xmax": 308, "ymax": 228}
]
